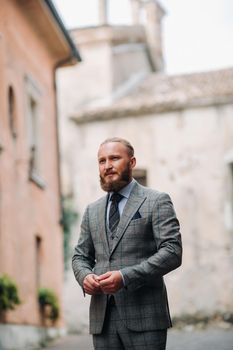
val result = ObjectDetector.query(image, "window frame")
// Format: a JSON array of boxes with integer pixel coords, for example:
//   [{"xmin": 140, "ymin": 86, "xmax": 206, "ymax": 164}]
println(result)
[
  {"xmin": 133, "ymin": 168, "xmax": 147, "ymax": 186},
  {"xmin": 224, "ymin": 151, "xmax": 233, "ymax": 231},
  {"xmin": 25, "ymin": 75, "xmax": 45, "ymax": 189},
  {"xmin": 8, "ymin": 85, "xmax": 17, "ymax": 139}
]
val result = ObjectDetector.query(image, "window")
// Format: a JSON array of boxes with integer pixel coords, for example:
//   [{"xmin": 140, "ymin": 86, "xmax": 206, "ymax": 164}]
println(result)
[
  {"xmin": 230, "ymin": 163, "xmax": 233, "ymax": 181},
  {"xmin": 133, "ymin": 168, "xmax": 147, "ymax": 186},
  {"xmin": 8, "ymin": 86, "xmax": 17, "ymax": 138},
  {"xmin": 0, "ymin": 132, "xmax": 3, "ymax": 153},
  {"xmin": 28, "ymin": 97, "xmax": 39, "ymax": 172},
  {"xmin": 25, "ymin": 76, "xmax": 45, "ymax": 188},
  {"xmin": 229, "ymin": 163, "xmax": 233, "ymax": 229},
  {"xmin": 224, "ymin": 152, "xmax": 233, "ymax": 231},
  {"xmin": 35, "ymin": 236, "xmax": 42, "ymax": 288}
]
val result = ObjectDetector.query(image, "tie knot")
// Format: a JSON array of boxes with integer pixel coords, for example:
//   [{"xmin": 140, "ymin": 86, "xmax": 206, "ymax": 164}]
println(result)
[{"xmin": 110, "ymin": 193, "xmax": 123, "ymax": 204}]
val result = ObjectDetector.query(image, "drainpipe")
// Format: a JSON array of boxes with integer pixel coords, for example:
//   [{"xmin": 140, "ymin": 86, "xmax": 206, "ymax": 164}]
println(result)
[{"xmin": 52, "ymin": 54, "xmax": 81, "ymax": 226}]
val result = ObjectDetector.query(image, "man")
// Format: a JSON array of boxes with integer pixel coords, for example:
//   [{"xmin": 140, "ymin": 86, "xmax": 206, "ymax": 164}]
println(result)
[{"xmin": 72, "ymin": 137, "xmax": 182, "ymax": 350}]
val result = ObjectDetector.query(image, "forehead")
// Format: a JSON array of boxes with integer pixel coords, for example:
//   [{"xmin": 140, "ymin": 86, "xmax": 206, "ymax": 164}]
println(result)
[{"xmin": 98, "ymin": 142, "xmax": 129, "ymax": 157}]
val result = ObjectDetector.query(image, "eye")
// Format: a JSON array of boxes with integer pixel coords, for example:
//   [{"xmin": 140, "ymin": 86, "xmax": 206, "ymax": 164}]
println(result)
[{"xmin": 99, "ymin": 159, "xmax": 105, "ymax": 165}]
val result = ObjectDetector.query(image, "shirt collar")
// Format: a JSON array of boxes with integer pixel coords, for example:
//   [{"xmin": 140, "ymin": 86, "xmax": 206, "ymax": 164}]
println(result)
[{"xmin": 109, "ymin": 178, "xmax": 136, "ymax": 201}]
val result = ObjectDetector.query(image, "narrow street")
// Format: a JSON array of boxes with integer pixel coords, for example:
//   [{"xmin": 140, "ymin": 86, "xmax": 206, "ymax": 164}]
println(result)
[{"xmin": 44, "ymin": 327, "xmax": 233, "ymax": 350}]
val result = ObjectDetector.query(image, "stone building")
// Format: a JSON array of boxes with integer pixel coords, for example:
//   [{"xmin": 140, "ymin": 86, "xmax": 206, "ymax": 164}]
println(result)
[
  {"xmin": 56, "ymin": 0, "xmax": 233, "ymax": 332},
  {"xmin": 0, "ymin": 0, "xmax": 80, "ymax": 348},
  {"xmin": 71, "ymin": 67, "xmax": 233, "ymax": 322},
  {"xmin": 56, "ymin": 0, "xmax": 165, "ymax": 198}
]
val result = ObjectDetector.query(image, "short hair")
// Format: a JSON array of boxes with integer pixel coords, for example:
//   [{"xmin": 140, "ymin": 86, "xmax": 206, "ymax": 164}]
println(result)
[{"xmin": 100, "ymin": 137, "xmax": 134, "ymax": 157}]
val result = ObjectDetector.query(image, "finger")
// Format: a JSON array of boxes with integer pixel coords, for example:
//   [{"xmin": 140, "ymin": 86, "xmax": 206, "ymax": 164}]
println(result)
[
  {"xmin": 84, "ymin": 288, "xmax": 93, "ymax": 295},
  {"xmin": 91, "ymin": 279, "xmax": 101, "ymax": 288},
  {"xmin": 87, "ymin": 275, "xmax": 100, "ymax": 287},
  {"xmin": 97, "ymin": 271, "xmax": 112, "ymax": 281},
  {"xmin": 84, "ymin": 284, "xmax": 101, "ymax": 295},
  {"xmin": 99, "ymin": 276, "xmax": 112, "ymax": 287},
  {"xmin": 83, "ymin": 274, "xmax": 101, "ymax": 295},
  {"xmin": 84, "ymin": 276, "xmax": 93, "ymax": 288}
]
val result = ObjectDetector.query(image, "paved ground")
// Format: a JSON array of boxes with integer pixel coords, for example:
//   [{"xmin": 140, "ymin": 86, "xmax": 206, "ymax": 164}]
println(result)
[{"xmin": 44, "ymin": 327, "xmax": 233, "ymax": 350}]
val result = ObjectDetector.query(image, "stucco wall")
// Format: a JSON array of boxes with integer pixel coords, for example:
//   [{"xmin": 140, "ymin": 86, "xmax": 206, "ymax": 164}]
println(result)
[{"xmin": 0, "ymin": 1, "xmax": 64, "ymax": 327}]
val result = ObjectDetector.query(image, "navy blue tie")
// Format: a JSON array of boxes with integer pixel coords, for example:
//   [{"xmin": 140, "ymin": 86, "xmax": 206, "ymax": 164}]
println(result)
[{"xmin": 109, "ymin": 193, "xmax": 123, "ymax": 234}]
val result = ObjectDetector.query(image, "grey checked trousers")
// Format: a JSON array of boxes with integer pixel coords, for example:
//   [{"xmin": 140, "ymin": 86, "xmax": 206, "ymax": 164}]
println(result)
[{"xmin": 93, "ymin": 300, "xmax": 167, "ymax": 350}]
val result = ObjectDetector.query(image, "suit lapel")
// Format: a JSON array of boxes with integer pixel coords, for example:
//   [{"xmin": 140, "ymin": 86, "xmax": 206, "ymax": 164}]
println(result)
[
  {"xmin": 97, "ymin": 195, "xmax": 110, "ymax": 256},
  {"xmin": 110, "ymin": 182, "xmax": 147, "ymax": 255}
]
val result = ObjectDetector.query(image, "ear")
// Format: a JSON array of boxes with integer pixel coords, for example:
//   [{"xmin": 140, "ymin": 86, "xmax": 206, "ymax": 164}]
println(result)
[{"xmin": 130, "ymin": 157, "xmax": 136, "ymax": 169}]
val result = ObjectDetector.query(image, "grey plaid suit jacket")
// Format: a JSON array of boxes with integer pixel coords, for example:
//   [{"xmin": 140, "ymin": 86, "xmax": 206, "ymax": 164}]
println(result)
[{"xmin": 72, "ymin": 181, "xmax": 182, "ymax": 334}]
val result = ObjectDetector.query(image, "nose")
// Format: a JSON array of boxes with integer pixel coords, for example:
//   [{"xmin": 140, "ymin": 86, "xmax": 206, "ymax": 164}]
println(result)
[{"xmin": 105, "ymin": 159, "xmax": 113, "ymax": 170}]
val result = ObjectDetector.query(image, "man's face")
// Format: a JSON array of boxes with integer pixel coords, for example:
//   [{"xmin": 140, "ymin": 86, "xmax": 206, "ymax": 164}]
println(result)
[{"xmin": 98, "ymin": 142, "xmax": 136, "ymax": 192}]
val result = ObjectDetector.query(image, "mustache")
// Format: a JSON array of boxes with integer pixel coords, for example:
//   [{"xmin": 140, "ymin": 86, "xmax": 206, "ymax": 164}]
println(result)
[{"xmin": 104, "ymin": 170, "xmax": 117, "ymax": 176}]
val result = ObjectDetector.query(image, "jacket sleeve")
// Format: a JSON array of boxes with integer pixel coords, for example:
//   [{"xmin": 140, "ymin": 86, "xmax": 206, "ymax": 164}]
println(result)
[
  {"xmin": 72, "ymin": 206, "xmax": 95, "ymax": 287},
  {"xmin": 121, "ymin": 192, "xmax": 182, "ymax": 291}
]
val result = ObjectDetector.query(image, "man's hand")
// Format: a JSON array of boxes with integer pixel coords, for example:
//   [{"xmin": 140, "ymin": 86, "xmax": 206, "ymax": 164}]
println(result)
[
  {"xmin": 83, "ymin": 274, "xmax": 102, "ymax": 295},
  {"xmin": 97, "ymin": 271, "xmax": 123, "ymax": 294}
]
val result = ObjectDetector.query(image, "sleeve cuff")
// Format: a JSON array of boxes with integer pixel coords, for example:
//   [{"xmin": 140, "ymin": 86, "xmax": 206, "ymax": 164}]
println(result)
[{"xmin": 119, "ymin": 270, "xmax": 126, "ymax": 287}]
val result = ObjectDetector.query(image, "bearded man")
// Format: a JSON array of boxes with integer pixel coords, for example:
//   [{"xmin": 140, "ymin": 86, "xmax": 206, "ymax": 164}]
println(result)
[{"xmin": 72, "ymin": 137, "xmax": 182, "ymax": 350}]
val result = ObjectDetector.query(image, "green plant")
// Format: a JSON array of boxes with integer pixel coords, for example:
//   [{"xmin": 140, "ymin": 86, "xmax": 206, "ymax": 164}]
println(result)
[
  {"xmin": 0, "ymin": 274, "xmax": 21, "ymax": 311},
  {"xmin": 38, "ymin": 288, "xmax": 60, "ymax": 321},
  {"xmin": 61, "ymin": 196, "xmax": 78, "ymax": 270}
]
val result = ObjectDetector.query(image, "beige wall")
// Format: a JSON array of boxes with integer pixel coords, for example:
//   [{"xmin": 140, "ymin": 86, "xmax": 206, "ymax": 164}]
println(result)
[
  {"xmin": 112, "ymin": 43, "xmax": 151, "ymax": 90},
  {"xmin": 69, "ymin": 103, "xmax": 233, "ymax": 328},
  {"xmin": 0, "ymin": 1, "xmax": 64, "ymax": 327},
  {"xmin": 57, "ymin": 42, "xmax": 112, "ymax": 114}
]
